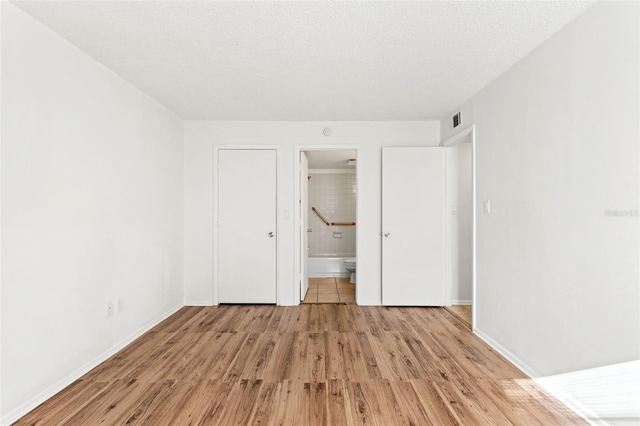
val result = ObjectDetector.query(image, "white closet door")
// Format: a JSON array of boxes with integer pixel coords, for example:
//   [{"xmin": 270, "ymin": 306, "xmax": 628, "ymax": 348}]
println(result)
[
  {"xmin": 382, "ymin": 147, "xmax": 445, "ymax": 306},
  {"xmin": 218, "ymin": 149, "xmax": 277, "ymax": 304},
  {"xmin": 300, "ymin": 152, "xmax": 309, "ymax": 301}
]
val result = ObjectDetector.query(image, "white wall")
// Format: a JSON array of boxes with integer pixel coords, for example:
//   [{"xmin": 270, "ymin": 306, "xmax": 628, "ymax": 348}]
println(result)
[
  {"xmin": 443, "ymin": 1, "xmax": 639, "ymax": 377},
  {"xmin": 445, "ymin": 141, "xmax": 473, "ymax": 304},
  {"xmin": 184, "ymin": 121, "xmax": 440, "ymax": 306},
  {"xmin": 0, "ymin": 1, "xmax": 4, "ymax": 415},
  {"xmin": 1, "ymin": 3, "xmax": 184, "ymax": 422}
]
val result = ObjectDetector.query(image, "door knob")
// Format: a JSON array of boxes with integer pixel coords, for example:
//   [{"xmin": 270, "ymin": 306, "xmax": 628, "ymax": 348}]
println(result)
[
  {"xmin": 307, "ymin": 228, "xmax": 313, "ymax": 233},
  {"xmin": 268, "ymin": 232, "xmax": 275, "ymax": 237},
  {"xmin": 384, "ymin": 232, "xmax": 391, "ymax": 238}
]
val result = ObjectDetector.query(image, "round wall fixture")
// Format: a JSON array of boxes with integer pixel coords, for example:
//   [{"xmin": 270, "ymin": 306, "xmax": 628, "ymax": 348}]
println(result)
[{"xmin": 323, "ymin": 127, "xmax": 332, "ymax": 136}]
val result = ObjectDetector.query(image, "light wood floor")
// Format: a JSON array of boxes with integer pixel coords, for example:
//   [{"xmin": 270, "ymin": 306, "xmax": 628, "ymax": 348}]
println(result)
[
  {"xmin": 302, "ymin": 277, "xmax": 355, "ymax": 304},
  {"xmin": 446, "ymin": 304, "xmax": 472, "ymax": 328},
  {"xmin": 15, "ymin": 305, "xmax": 586, "ymax": 425}
]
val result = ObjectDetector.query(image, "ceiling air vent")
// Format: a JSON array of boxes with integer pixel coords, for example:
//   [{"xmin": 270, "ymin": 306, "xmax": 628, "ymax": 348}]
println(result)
[{"xmin": 452, "ymin": 112, "xmax": 461, "ymax": 129}]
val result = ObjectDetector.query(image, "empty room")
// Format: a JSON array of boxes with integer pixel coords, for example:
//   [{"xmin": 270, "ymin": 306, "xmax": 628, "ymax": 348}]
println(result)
[{"xmin": 1, "ymin": 1, "xmax": 638, "ymax": 425}]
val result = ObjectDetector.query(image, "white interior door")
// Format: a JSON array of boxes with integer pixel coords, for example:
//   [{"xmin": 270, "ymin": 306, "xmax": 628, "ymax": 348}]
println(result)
[
  {"xmin": 382, "ymin": 147, "xmax": 445, "ymax": 306},
  {"xmin": 300, "ymin": 152, "xmax": 309, "ymax": 301},
  {"xmin": 218, "ymin": 149, "xmax": 277, "ymax": 303}
]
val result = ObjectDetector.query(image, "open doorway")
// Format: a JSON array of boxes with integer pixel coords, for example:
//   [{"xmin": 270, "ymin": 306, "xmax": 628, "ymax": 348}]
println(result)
[
  {"xmin": 442, "ymin": 126, "xmax": 475, "ymax": 328},
  {"xmin": 296, "ymin": 148, "xmax": 358, "ymax": 304}
]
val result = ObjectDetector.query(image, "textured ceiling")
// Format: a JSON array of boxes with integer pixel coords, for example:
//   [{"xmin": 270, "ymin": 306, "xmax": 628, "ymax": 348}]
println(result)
[{"xmin": 13, "ymin": 1, "xmax": 594, "ymax": 121}]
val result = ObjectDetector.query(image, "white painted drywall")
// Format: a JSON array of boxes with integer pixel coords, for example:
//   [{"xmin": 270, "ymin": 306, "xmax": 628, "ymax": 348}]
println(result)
[
  {"xmin": 445, "ymin": 142, "xmax": 473, "ymax": 304},
  {"xmin": 1, "ymin": 3, "xmax": 184, "ymax": 422},
  {"xmin": 183, "ymin": 121, "xmax": 440, "ymax": 306},
  {"xmin": 0, "ymin": 1, "xmax": 4, "ymax": 415},
  {"xmin": 443, "ymin": 1, "xmax": 639, "ymax": 378}
]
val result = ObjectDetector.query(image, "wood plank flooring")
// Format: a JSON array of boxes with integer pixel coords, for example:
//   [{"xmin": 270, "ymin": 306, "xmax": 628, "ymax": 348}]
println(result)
[
  {"xmin": 14, "ymin": 305, "xmax": 586, "ymax": 425},
  {"xmin": 445, "ymin": 305, "xmax": 472, "ymax": 328},
  {"xmin": 302, "ymin": 277, "xmax": 355, "ymax": 304}
]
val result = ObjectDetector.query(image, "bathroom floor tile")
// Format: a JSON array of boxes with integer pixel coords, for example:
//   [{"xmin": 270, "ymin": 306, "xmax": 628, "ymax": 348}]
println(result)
[
  {"xmin": 302, "ymin": 291, "xmax": 317, "ymax": 303},
  {"xmin": 302, "ymin": 275, "xmax": 355, "ymax": 305},
  {"xmin": 317, "ymin": 294, "xmax": 340, "ymax": 303}
]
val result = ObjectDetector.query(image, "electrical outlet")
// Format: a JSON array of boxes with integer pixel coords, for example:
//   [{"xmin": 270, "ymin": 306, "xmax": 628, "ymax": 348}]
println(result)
[
  {"xmin": 107, "ymin": 300, "xmax": 114, "ymax": 317},
  {"xmin": 117, "ymin": 298, "xmax": 124, "ymax": 312}
]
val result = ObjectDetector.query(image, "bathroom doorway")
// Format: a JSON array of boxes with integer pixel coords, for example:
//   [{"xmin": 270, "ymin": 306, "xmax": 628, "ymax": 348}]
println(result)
[
  {"xmin": 295, "ymin": 147, "xmax": 358, "ymax": 304},
  {"xmin": 442, "ymin": 126, "xmax": 475, "ymax": 329}
]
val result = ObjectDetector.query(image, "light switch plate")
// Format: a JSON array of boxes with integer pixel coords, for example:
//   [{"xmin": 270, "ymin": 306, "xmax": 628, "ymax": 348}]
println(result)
[{"xmin": 483, "ymin": 200, "xmax": 491, "ymax": 214}]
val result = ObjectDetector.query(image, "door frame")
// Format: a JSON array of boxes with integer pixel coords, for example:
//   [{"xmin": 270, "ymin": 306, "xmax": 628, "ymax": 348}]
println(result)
[
  {"xmin": 293, "ymin": 145, "xmax": 361, "ymax": 305},
  {"xmin": 440, "ymin": 125, "xmax": 476, "ymax": 330},
  {"xmin": 213, "ymin": 145, "xmax": 279, "ymax": 305},
  {"xmin": 299, "ymin": 152, "xmax": 310, "ymax": 300}
]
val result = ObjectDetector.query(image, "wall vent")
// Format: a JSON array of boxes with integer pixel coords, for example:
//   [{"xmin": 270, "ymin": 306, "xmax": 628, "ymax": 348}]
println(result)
[{"xmin": 452, "ymin": 111, "xmax": 461, "ymax": 128}]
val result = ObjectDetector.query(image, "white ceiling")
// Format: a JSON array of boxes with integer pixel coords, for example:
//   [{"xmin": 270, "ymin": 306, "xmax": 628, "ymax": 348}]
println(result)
[{"xmin": 13, "ymin": 1, "xmax": 594, "ymax": 121}]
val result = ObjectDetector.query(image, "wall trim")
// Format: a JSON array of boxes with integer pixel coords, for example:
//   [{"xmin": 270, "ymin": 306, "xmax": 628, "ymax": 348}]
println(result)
[
  {"xmin": 184, "ymin": 300, "xmax": 215, "ymax": 306},
  {"xmin": 1, "ymin": 303, "xmax": 184, "ymax": 426},
  {"xmin": 354, "ymin": 299, "xmax": 382, "ymax": 306},
  {"xmin": 440, "ymin": 124, "xmax": 474, "ymax": 147},
  {"xmin": 452, "ymin": 299, "xmax": 472, "ymax": 305},
  {"xmin": 473, "ymin": 327, "xmax": 539, "ymax": 377}
]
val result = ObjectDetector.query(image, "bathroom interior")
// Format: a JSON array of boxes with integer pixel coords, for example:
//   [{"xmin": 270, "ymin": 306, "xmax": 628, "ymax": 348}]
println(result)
[{"xmin": 301, "ymin": 150, "xmax": 357, "ymax": 304}]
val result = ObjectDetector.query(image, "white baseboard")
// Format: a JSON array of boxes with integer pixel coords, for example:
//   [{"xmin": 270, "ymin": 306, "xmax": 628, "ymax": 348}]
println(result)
[
  {"xmin": 473, "ymin": 328, "xmax": 539, "ymax": 378},
  {"xmin": 452, "ymin": 299, "xmax": 472, "ymax": 305},
  {"xmin": 1, "ymin": 303, "xmax": 183, "ymax": 426},
  {"xmin": 355, "ymin": 299, "xmax": 382, "ymax": 306},
  {"xmin": 184, "ymin": 299, "xmax": 215, "ymax": 306}
]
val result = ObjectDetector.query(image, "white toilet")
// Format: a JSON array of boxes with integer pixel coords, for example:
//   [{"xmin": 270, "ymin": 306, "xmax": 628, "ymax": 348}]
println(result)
[{"xmin": 344, "ymin": 258, "xmax": 356, "ymax": 284}]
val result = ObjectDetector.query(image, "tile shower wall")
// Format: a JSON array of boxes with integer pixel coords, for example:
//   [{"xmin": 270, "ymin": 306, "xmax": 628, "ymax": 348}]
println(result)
[{"xmin": 308, "ymin": 171, "xmax": 356, "ymax": 256}]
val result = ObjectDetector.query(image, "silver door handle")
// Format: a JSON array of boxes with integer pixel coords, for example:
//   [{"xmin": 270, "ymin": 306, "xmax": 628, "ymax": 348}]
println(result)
[
  {"xmin": 383, "ymin": 232, "xmax": 391, "ymax": 238},
  {"xmin": 268, "ymin": 232, "xmax": 275, "ymax": 237}
]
